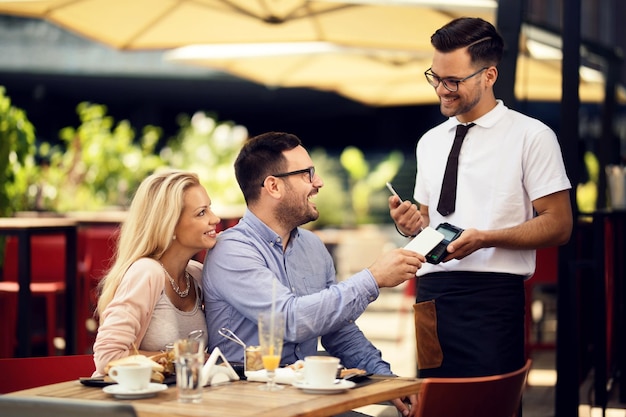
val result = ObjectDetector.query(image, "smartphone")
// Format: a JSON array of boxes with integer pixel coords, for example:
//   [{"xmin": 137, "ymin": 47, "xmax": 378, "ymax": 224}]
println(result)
[
  {"xmin": 388, "ymin": 183, "xmax": 424, "ymax": 235},
  {"xmin": 386, "ymin": 182, "xmax": 404, "ymax": 202}
]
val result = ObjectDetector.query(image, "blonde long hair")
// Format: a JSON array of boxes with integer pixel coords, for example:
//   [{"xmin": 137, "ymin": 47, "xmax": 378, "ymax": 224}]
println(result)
[{"xmin": 96, "ymin": 169, "xmax": 201, "ymax": 316}]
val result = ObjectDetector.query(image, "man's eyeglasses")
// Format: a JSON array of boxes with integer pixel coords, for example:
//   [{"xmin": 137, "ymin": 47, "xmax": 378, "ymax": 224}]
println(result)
[
  {"xmin": 261, "ymin": 166, "xmax": 315, "ymax": 187},
  {"xmin": 424, "ymin": 67, "xmax": 488, "ymax": 92}
]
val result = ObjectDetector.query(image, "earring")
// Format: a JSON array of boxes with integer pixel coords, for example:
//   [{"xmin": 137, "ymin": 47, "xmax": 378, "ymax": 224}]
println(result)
[{"xmin": 172, "ymin": 235, "xmax": 177, "ymax": 240}]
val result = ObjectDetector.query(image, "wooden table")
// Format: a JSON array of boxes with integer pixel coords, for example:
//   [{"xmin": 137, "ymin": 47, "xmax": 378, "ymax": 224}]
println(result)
[
  {"xmin": 65, "ymin": 210, "xmax": 127, "ymax": 225},
  {"xmin": 0, "ymin": 217, "xmax": 78, "ymax": 356},
  {"xmin": 5, "ymin": 376, "xmax": 421, "ymax": 417}
]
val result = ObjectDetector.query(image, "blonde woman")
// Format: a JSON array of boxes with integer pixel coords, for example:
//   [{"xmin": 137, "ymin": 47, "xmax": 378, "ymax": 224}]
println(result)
[{"xmin": 92, "ymin": 170, "xmax": 220, "ymax": 376}]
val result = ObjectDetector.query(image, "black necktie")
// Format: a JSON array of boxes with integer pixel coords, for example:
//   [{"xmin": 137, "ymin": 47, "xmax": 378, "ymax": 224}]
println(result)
[{"xmin": 437, "ymin": 123, "xmax": 475, "ymax": 216}]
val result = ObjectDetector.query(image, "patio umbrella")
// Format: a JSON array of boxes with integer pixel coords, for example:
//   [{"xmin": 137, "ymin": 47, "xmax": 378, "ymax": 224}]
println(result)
[
  {"xmin": 163, "ymin": 42, "xmax": 432, "ymax": 101},
  {"xmin": 0, "ymin": 0, "xmax": 495, "ymax": 51},
  {"xmin": 514, "ymin": 55, "xmax": 608, "ymax": 103},
  {"xmin": 164, "ymin": 42, "xmax": 613, "ymax": 107},
  {"xmin": 334, "ymin": 54, "xmax": 616, "ymax": 106}
]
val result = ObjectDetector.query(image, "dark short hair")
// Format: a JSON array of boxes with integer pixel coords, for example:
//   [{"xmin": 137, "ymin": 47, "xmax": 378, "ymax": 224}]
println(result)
[
  {"xmin": 431, "ymin": 17, "xmax": 504, "ymax": 67},
  {"xmin": 234, "ymin": 131, "xmax": 302, "ymax": 203}
]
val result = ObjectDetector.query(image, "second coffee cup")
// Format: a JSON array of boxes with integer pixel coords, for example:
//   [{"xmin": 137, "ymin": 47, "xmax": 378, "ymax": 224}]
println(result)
[{"xmin": 304, "ymin": 356, "xmax": 340, "ymax": 387}]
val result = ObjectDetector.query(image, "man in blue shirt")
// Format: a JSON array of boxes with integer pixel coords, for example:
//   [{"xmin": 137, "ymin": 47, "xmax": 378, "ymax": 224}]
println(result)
[{"xmin": 203, "ymin": 131, "xmax": 422, "ymax": 416}]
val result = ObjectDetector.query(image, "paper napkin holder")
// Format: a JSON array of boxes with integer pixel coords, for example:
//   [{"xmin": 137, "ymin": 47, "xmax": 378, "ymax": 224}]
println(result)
[{"xmin": 201, "ymin": 347, "xmax": 240, "ymax": 386}]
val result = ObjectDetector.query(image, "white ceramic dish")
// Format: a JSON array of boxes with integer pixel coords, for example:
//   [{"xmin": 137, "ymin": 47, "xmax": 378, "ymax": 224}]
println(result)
[
  {"xmin": 292, "ymin": 379, "xmax": 356, "ymax": 395},
  {"xmin": 102, "ymin": 382, "xmax": 168, "ymax": 399}
]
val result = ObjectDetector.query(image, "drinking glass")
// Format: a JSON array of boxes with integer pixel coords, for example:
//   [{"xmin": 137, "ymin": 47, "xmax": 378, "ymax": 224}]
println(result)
[
  {"xmin": 174, "ymin": 337, "xmax": 205, "ymax": 403},
  {"xmin": 257, "ymin": 310, "xmax": 285, "ymax": 391}
]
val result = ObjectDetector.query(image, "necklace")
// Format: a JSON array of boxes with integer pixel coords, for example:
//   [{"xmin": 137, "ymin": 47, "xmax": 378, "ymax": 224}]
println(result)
[{"xmin": 160, "ymin": 263, "xmax": 191, "ymax": 298}]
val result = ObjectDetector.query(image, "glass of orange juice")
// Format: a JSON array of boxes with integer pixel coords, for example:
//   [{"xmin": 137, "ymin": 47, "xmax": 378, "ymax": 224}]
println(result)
[{"xmin": 258, "ymin": 310, "xmax": 285, "ymax": 391}]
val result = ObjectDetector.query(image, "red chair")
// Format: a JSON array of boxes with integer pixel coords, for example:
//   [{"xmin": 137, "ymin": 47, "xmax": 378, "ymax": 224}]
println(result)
[
  {"xmin": 413, "ymin": 359, "xmax": 532, "ymax": 417},
  {"xmin": 0, "ymin": 234, "xmax": 67, "ymax": 357},
  {"xmin": 76, "ymin": 225, "xmax": 119, "ymax": 354},
  {"xmin": 0, "ymin": 354, "xmax": 95, "ymax": 393}
]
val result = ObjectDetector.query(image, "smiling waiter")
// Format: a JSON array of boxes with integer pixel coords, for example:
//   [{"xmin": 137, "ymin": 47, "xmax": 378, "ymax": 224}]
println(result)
[{"xmin": 389, "ymin": 17, "xmax": 572, "ymax": 378}]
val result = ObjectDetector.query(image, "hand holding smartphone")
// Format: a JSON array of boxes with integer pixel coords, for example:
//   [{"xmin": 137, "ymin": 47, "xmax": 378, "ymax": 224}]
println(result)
[
  {"xmin": 387, "ymin": 182, "xmax": 423, "ymax": 236},
  {"xmin": 386, "ymin": 182, "xmax": 404, "ymax": 202}
]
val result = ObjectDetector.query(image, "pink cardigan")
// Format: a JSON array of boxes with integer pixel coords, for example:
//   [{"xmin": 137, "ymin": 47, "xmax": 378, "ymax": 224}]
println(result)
[{"xmin": 92, "ymin": 257, "xmax": 203, "ymax": 376}]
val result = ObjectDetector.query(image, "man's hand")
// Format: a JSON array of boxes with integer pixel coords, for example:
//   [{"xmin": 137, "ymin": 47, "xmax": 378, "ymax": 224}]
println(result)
[
  {"xmin": 369, "ymin": 248, "xmax": 424, "ymax": 288},
  {"xmin": 391, "ymin": 394, "xmax": 418, "ymax": 417},
  {"xmin": 389, "ymin": 196, "xmax": 424, "ymax": 237},
  {"xmin": 440, "ymin": 228, "xmax": 482, "ymax": 262}
]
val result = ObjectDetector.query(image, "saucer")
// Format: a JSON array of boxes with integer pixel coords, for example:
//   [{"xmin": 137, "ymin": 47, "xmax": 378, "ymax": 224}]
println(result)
[
  {"xmin": 292, "ymin": 379, "xmax": 356, "ymax": 395},
  {"xmin": 103, "ymin": 383, "xmax": 168, "ymax": 399}
]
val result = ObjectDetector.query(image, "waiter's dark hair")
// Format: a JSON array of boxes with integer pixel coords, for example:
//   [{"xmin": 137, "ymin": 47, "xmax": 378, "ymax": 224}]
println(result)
[{"xmin": 431, "ymin": 17, "xmax": 504, "ymax": 67}]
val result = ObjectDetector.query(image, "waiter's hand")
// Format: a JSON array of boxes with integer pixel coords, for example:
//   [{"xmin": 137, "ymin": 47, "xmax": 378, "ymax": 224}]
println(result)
[
  {"xmin": 389, "ymin": 196, "xmax": 423, "ymax": 236},
  {"xmin": 442, "ymin": 227, "xmax": 482, "ymax": 261}
]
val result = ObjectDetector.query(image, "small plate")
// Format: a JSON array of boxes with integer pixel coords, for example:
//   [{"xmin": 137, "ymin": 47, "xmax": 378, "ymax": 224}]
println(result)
[
  {"xmin": 292, "ymin": 379, "xmax": 356, "ymax": 395},
  {"xmin": 102, "ymin": 383, "xmax": 168, "ymax": 399},
  {"xmin": 79, "ymin": 377, "xmax": 116, "ymax": 387},
  {"xmin": 81, "ymin": 376, "xmax": 176, "ymax": 387}
]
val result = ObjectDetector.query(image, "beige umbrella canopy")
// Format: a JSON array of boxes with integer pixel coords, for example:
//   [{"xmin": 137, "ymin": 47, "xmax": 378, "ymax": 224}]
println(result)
[
  {"xmin": 2, "ymin": 1, "xmax": 614, "ymax": 106},
  {"xmin": 164, "ymin": 42, "xmax": 614, "ymax": 107},
  {"xmin": 0, "ymin": 0, "xmax": 496, "ymax": 106},
  {"xmin": 514, "ymin": 55, "xmax": 610, "ymax": 103},
  {"xmin": 0, "ymin": 0, "xmax": 494, "ymax": 51},
  {"xmin": 164, "ymin": 42, "xmax": 431, "ymax": 96},
  {"xmin": 334, "ymin": 54, "xmax": 617, "ymax": 106},
  {"xmin": 336, "ymin": 73, "xmax": 439, "ymax": 106}
]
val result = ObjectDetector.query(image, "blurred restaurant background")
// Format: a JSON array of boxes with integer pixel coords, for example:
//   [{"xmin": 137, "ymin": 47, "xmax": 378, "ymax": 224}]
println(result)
[{"xmin": 1, "ymin": 1, "xmax": 625, "ymax": 416}]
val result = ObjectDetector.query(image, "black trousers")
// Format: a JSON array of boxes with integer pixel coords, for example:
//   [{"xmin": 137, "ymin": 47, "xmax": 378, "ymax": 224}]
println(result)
[{"xmin": 416, "ymin": 271, "xmax": 525, "ymax": 378}]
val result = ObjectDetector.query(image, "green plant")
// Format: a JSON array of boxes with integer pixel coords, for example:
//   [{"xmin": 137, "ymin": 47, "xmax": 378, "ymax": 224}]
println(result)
[
  {"xmin": 309, "ymin": 146, "xmax": 404, "ymax": 228},
  {"xmin": 160, "ymin": 111, "xmax": 247, "ymax": 207},
  {"xmin": 576, "ymin": 150, "xmax": 599, "ymax": 213},
  {"xmin": 35, "ymin": 102, "xmax": 164, "ymax": 212},
  {"xmin": 307, "ymin": 148, "xmax": 349, "ymax": 228},
  {"xmin": 339, "ymin": 146, "xmax": 404, "ymax": 225},
  {"xmin": 0, "ymin": 86, "xmax": 37, "ymax": 217}
]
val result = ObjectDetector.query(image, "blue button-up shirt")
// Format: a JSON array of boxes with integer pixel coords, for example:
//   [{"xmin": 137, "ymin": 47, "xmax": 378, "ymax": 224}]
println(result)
[{"xmin": 202, "ymin": 209, "xmax": 392, "ymax": 375}]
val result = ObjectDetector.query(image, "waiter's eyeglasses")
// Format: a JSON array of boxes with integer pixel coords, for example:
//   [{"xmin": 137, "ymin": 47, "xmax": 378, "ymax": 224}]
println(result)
[{"xmin": 424, "ymin": 67, "xmax": 488, "ymax": 92}]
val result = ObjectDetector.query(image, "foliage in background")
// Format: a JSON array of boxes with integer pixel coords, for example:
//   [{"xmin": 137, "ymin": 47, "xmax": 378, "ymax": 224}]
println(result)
[
  {"xmin": 306, "ymin": 148, "xmax": 348, "ymax": 228},
  {"xmin": 0, "ymin": 86, "xmax": 36, "ymax": 218},
  {"xmin": 1, "ymin": 86, "xmax": 404, "ymax": 227},
  {"xmin": 310, "ymin": 146, "xmax": 404, "ymax": 227},
  {"xmin": 34, "ymin": 103, "xmax": 163, "ymax": 212},
  {"xmin": 339, "ymin": 146, "xmax": 404, "ymax": 225},
  {"xmin": 35, "ymin": 105, "xmax": 248, "ymax": 213},
  {"xmin": 160, "ymin": 111, "xmax": 247, "ymax": 207},
  {"xmin": 576, "ymin": 150, "xmax": 599, "ymax": 213}
]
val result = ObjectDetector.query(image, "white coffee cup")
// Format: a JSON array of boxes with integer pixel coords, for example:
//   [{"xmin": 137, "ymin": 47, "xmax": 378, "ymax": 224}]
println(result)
[
  {"xmin": 109, "ymin": 362, "xmax": 152, "ymax": 391},
  {"xmin": 304, "ymin": 356, "xmax": 340, "ymax": 387}
]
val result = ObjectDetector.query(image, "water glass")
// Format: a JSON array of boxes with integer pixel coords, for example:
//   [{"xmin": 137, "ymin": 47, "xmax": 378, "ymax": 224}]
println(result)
[{"xmin": 174, "ymin": 337, "xmax": 205, "ymax": 403}]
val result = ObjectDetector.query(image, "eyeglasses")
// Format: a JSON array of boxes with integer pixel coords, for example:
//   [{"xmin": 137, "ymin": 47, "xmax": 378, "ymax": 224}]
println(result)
[
  {"xmin": 424, "ymin": 67, "xmax": 488, "ymax": 92},
  {"xmin": 261, "ymin": 166, "xmax": 315, "ymax": 187}
]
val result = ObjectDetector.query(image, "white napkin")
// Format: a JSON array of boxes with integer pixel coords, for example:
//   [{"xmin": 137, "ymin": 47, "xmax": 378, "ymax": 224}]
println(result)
[{"xmin": 245, "ymin": 367, "xmax": 300, "ymax": 385}]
